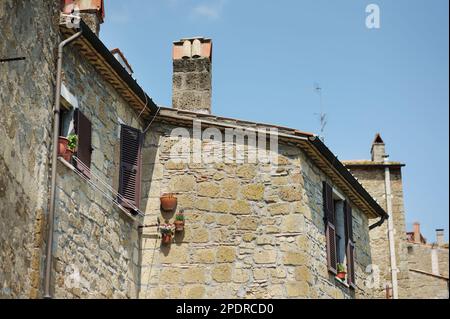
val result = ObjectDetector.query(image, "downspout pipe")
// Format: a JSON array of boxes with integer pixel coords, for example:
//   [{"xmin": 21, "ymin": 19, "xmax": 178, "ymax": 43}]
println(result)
[
  {"xmin": 369, "ymin": 214, "xmax": 387, "ymax": 230},
  {"xmin": 44, "ymin": 30, "xmax": 83, "ymax": 299},
  {"xmin": 384, "ymin": 155, "xmax": 399, "ymax": 299}
]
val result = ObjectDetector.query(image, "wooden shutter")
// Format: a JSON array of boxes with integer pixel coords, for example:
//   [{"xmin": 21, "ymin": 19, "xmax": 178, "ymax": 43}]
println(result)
[
  {"xmin": 323, "ymin": 182, "xmax": 337, "ymax": 275},
  {"xmin": 119, "ymin": 125, "xmax": 142, "ymax": 211},
  {"xmin": 74, "ymin": 109, "xmax": 92, "ymax": 178},
  {"xmin": 345, "ymin": 201, "xmax": 356, "ymax": 289}
]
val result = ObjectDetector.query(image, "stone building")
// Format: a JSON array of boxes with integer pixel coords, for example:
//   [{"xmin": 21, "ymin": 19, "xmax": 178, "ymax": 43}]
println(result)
[
  {"xmin": 405, "ymin": 225, "xmax": 449, "ymax": 299},
  {"xmin": 0, "ymin": 0, "xmax": 445, "ymax": 299},
  {"xmin": 343, "ymin": 137, "xmax": 449, "ymax": 299}
]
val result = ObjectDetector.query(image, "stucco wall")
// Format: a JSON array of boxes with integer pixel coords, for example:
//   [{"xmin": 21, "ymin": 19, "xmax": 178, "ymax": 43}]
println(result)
[
  {"xmin": 345, "ymin": 166, "xmax": 410, "ymax": 298},
  {"xmin": 0, "ymin": 0, "xmax": 59, "ymax": 299},
  {"xmin": 48, "ymin": 40, "xmax": 145, "ymax": 298},
  {"xmin": 139, "ymin": 120, "xmax": 374, "ymax": 299}
]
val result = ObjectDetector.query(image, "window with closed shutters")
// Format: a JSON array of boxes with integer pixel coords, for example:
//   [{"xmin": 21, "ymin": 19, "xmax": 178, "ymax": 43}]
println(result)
[
  {"xmin": 323, "ymin": 181, "xmax": 338, "ymax": 275},
  {"xmin": 118, "ymin": 125, "xmax": 142, "ymax": 212},
  {"xmin": 345, "ymin": 201, "xmax": 356, "ymax": 289},
  {"xmin": 74, "ymin": 109, "xmax": 92, "ymax": 178}
]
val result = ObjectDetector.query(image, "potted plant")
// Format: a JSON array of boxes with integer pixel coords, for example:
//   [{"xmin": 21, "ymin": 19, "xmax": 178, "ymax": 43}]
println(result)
[
  {"xmin": 58, "ymin": 134, "xmax": 78, "ymax": 162},
  {"xmin": 160, "ymin": 193, "xmax": 177, "ymax": 212},
  {"xmin": 336, "ymin": 263, "xmax": 347, "ymax": 280},
  {"xmin": 174, "ymin": 209, "xmax": 186, "ymax": 232},
  {"xmin": 160, "ymin": 224, "xmax": 174, "ymax": 245}
]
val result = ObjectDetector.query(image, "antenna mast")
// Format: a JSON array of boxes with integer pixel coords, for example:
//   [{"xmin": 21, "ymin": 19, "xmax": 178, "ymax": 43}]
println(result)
[{"xmin": 314, "ymin": 83, "xmax": 327, "ymax": 142}]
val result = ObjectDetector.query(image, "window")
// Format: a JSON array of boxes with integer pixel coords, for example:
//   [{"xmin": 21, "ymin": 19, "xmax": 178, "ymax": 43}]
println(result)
[
  {"xmin": 73, "ymin": 109, "xmax": 92, "ymax": 178},
  {"xmin": 118, "ymin": 125, "xmax": 142, "ymax": 214},
  {"xmin": 323, "ymin": 182, "xmax": 356, "ymax": 288},
  {"xmin": 60, "ymin": 100, "xmax": 75, "ymax": 138}
]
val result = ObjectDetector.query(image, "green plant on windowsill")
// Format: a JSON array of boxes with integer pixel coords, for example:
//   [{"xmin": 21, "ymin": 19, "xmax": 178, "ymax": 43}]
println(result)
[{"xmin": 67, "ymin": 134, "xmax": 78, "ymax": 152}]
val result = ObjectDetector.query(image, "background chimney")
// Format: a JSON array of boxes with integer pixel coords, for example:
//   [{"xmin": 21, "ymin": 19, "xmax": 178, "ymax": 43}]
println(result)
[
  {"xmin": 61, "ymin": 0, "xmax": 105, "ymax": 36},
  {"xmin": 371, "ymin": 133, "xmax": 386, "ymax": 162},
  {"xmin": 172, "ymin": 37, "xmax": 212, "ymax": 114},
  {"xmin": 413, "ymin": 222, "xmax": 421, "ymax": 244},
  {"xmin": 436, "ymin": 229, "xmax": 445, "ymax": 247}
]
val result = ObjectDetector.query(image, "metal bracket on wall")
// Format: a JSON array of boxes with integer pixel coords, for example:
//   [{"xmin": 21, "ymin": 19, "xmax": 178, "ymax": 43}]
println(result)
[{"xmin": 0, "ymin": 57, "xmax": 26, "ymax": 63}]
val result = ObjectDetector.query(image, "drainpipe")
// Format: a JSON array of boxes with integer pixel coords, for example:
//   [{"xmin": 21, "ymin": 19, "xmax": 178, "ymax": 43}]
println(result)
[
  {"xmin": 384, "ymin": 155, "xmax": 399, "ymax": 299},
  {"xmin": 44, "ymin": 30, "xmax": 83, "ymax": 299}
]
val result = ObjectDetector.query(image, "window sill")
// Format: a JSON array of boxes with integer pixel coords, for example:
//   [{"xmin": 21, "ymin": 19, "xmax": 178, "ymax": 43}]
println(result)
[
  {"xmin": 334, "ymin": 277, "xmax": 350, "ymax": 289},
  {"xmin": 57, "ymin": 157, "xmax": 140, "ymax": 223},
  {"xmin": 58, "ymin": 156, "xmax": 76, "ymax": 172}
]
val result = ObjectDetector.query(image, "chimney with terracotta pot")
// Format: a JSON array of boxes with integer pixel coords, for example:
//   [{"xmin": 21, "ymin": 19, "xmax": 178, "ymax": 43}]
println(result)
[
  {"xmin": 61, "ymin": 0, "xmax": 105, "ymax": 36},
  {"xmin": 413, "ymin": 222, "xmax": 422, "ymax": 244},
  {"xmin": 172, "ymin": 37, "xmax": 213, "ymax": 114}
]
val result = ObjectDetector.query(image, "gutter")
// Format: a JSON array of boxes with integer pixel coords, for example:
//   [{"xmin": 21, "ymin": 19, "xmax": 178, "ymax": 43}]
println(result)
[
  {"xmin": 369, "ymin": 215, "xmax": 387, "ymax": 230},
  {"xmin": 44, "ymin": 29, "xmax": 83, "ymax": 299},
  {"xmin": 308, "ymin": 136, "xmax": 389, "ymax": 220}
]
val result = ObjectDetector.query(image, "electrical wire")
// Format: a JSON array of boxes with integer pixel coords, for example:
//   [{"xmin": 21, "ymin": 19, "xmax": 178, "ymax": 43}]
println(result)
[{"xmin": 71, "ymin": 156, "xmax": 146, "ymax": 218}]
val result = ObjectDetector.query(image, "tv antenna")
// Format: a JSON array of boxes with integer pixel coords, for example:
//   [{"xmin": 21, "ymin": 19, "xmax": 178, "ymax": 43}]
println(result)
[{"xmin": 314, "ymin": 83, "xmax": 327, "ymax": 142}]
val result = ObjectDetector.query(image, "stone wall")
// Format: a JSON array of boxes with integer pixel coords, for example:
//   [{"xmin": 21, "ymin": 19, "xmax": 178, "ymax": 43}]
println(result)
[
  {"xmin": 405, "ymin": 243, "xmax": 449, "ymax": 299},
  {"xmin": 139, "ymin": 120, "xmax": 375, "ymax": 299},
  {"xmin": 345, "ymin": 166, "xmax": 410, "ymax": 298},
  {"xmin": 48, "ymin": 44, "xmax": 145, "ymax": 298},
  {"xmin": 0, "ymin": 0, "xmax": 60, "ymax": 298}
]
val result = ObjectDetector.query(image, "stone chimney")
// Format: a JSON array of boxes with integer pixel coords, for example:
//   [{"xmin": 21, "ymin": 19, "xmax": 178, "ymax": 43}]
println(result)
[
  {"xmin": 61, "ymin": 0, "xmax": 105, "ymax": 36},
  {"xmin": 413, "ymin": 222, "xmax": 421, "ymax": 244},
  {"xmin": 436, "ymin": 229, "xmax": 445, "ymax": 247},
  {"xmin": 371, "ymin": 133, "xmax": 386, "ymax": 162},
  {"xmin": 172, "ymin": 37, "xmax": 213, "ymax": 114}
]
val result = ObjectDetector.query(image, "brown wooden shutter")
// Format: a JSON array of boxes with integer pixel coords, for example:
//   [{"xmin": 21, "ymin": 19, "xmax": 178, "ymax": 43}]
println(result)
[
  {"xmin": 323, "ymin": 182, "xmax": 337, "ymax": 275},
  {"xmin": 74, "ymin": 109, "xmax": 92, "ymax": 178},
  {"xmin": 119, "ymin": 125, "xmax": 142, "ymax": 211},
  {"xmin": 345, "ymin": 201, "xmax": 356, "ymax": 289}
]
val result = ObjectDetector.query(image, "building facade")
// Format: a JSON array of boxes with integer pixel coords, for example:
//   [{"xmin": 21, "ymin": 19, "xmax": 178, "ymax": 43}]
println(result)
[{"xmin": 0, "ymin": 1, "xmax": 447, "ymax": 299}]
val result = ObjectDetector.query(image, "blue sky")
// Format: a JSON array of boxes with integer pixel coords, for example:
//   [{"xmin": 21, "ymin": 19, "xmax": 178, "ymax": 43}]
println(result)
[{"xmin": 101, "ymin": 0, "xmax": 449, "ymax": 242}]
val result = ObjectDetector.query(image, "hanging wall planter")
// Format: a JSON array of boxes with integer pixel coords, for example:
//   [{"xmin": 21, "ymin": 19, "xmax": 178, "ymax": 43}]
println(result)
[
  {"xmin": 160, "ymin": 193, "xmax": 178, "ymax": 212},
  {"xmin": 174, "ymin": 209, "xmax": 186, "ymax": 232},
  {"xmin": 160, "ymin": 224, "xmax": 174, "ymax": 245}
]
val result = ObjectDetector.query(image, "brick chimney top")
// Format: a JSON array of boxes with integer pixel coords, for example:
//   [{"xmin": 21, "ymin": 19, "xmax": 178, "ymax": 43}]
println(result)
[
  {"xmin": 412, "ymin": 222, "xmax": 427, "ymax": 244},
  {"xmin": 172, "ymin": 37, "xmax": 213, "ymax": 114},
  {"xmin": 173, "ymin": 37, "xmax": 213, "ymax": 61}
]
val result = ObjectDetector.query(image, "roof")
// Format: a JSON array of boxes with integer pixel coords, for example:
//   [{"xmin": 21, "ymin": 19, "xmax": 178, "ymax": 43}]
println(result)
[{"xmin": 342, "ymin": 160, "xmax": 405, "ymax": 168}]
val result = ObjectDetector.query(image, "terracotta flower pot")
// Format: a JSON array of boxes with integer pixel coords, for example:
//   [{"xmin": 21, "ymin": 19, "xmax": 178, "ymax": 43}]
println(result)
[
  {"xmin": 58, "ymin": 137, "xmax": 69, "ymax": 157},
  {"xmin": 63, "ymin": 148, "xmax": 74, "ymax": 162},
  {"xmin": 58, "ymin": 137, "xmax": 75, "ymax": 162},
  {"xmin": 160, "ymin": 194, "xmax": 177, "ymax": 211},
  {"xmin": 174, "ymin": 220, "xmax": 185, "ymax": 232},
  {"xmin": 337, "ymin": 272, "xmax": 346, "ymax": 280},
  {"xmin": 162, "ymin": 234, "xmax": 172, "ymax": 245}
]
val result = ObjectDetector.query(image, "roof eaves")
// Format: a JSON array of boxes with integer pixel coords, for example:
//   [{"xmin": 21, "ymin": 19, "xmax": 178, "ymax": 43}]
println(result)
[
  {"xmin": 308, "ymin": 137, "xmax": 389, "ymax": 220},
  {"xmin": 60, "ymin": 19, "xmax": 158, "ymax": 118}
]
